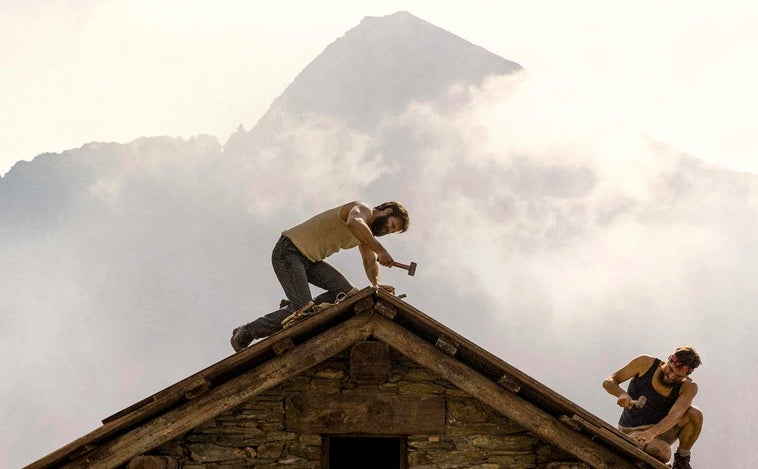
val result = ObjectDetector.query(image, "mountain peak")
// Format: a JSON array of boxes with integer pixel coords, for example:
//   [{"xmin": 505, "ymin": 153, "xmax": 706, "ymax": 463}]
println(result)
[{"xmin": 266, "ymin": 11, "xmax": 522, "ymax": 130}]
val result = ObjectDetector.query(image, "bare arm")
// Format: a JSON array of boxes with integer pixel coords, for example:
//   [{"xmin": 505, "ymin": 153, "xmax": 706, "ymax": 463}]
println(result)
[
  {"xmin": 358, "ymin": 243, "xmax": 381, "ymax": 287},
  {"xmin": 341, "ymin": 202, "xmax": 394, "ymax": 289},
  {"xmin": 603, "ymin": 355, "xmax": 654, "ymax": 409},
  {"xmin": 343, "ymin": 202, "xmax": 393, "ymax": 266}
]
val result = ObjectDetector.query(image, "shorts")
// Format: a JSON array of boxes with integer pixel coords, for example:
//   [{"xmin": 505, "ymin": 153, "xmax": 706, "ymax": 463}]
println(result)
[{"xmin": 618, "ymin": 423, "xmax": 682, "ymax": 444}]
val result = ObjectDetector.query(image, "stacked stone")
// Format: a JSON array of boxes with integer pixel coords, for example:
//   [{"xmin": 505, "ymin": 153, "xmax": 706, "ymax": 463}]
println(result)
[{"xmin": 134, "ymin": 349, "xmax": 586, "ymax": 468}]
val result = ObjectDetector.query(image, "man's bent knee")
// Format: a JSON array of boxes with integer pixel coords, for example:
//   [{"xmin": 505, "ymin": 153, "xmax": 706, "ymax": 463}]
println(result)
[
  {"xmin": 644, "ymin": 440, "xmax": 671, "ymax": 463},
  {"xmin": 681, "ymin": 406, "xmax": 703, "ymax": 428}
]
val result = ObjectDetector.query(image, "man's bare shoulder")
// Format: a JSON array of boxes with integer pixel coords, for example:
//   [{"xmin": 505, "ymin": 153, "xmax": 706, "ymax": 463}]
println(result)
[
  {"xmin": 626, "ymin": 355, "xmax": 656, "ymax": 375},
  {"xmin": 341, "ymin": 201, "xmax": 370, "ymax": 210},
  {"xmin": 628, "ymin": 354, "xmax": 656, "ymax": 364},
  {"xmin": 340, "ymin": 201, "xmax": 371, "ymax": 221},
  {"xmin": 682, "ymin": 378, "xmax": 698, "ymax": 392}
]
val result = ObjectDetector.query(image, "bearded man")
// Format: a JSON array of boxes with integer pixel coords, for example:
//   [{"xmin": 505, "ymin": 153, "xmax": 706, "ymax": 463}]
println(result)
[
  {"xmin": 603, "ymin": 346, "xmax": 703, "ymax": 469},
  {"xmin": 231, "ymin": 201, "xmax": 410, "ymax": 351}
]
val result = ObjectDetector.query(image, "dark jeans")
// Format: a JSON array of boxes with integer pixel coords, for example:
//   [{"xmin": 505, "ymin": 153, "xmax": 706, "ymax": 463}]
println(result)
[{"xmin": 247, "ymin": 236, "xmax": 354, "ymax": 336}]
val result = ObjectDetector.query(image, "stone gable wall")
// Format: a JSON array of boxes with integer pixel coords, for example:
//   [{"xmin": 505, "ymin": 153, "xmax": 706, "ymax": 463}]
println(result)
[{"xmin": 133, "ymin": 347, "xmax": 587, "ymax": 469}]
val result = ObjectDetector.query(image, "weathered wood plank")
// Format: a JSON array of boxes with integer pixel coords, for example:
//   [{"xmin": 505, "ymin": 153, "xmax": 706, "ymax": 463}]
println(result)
[
  {"xmin": 435, "ymin": 335, "xmax": 458, "ymax": 356},
  {"xmin": 102, "ymin": 375, "xmax": 209, "ymax": 424},
  {"xmin": 353, "ymin": 296, "xmax": 376, "ymax": 314},
  {"xmin": 285, "ymin": 393, "xmax": 445, "ymax": 434},
  {"xmin": 27, "ymin": 288, "xmax": 379, "ymax": 469},
  {"xmin": 559, "ymin": 414, "xmax": 583, "ymax": 431},
  {"xmin": 60, "ymin": 313, "xmax": 376, "ymax": 469},
  {"xmin": 570, "ymin": 415, "xmax": 666, "ymax": 469},
  {"xmin": 370, "ymin": 317, "xmax": 653, "ymax": 469},
  {"xmin": 349, "ymin": 341, "xmax": 391, "ymax": 384},
  {"xmin": 271, "ymin": 337, "xmax": 295, "ymax": 355},
  {"xmin": 498, "ymin": 373, "xmax": 523, "ymax": 393},
  {"xmin": 184, "ymin": 378, "xmax": 210, "ymax": 400},
  {"xmin": 374, "ymin": 289, "xmax": 654, "ymax": 458},
  {"xmin": 373, "ymin": 300, "xmax": 397, "ymax": 319}
]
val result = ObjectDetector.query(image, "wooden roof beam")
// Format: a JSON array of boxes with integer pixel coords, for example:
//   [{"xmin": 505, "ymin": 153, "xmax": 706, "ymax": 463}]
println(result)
[
  {"xmin": 59, "ymin": 313, "xmax": 376, "ymax": 469},
  {"xmin": 370, "ymin": 315, "xmax": 652, "ymax": 469}
]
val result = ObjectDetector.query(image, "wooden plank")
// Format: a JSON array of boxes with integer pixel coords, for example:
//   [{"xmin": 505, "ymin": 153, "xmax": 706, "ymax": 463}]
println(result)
[
  {"xmin": 559, "ymin": 414, "xmax": 583, "ymax": 431},
  {"xmin": 370, "ymin": 316, "xmax": 648, "ymax": 469},
  {"xmin": 101, "ymin": 375, "xmax": 208, "ymax": 424},
  {"xmin": 498, "ymin": 373, "xmax": 523, "ymax": 393},
  {"xmin": 354, "ymin": 296, "xmax": 376, "ymax": 314},
  {"xmin": 184, "ymin": 378, "xmax": 210, "ymax": 400},
  {"xmin": 27, "ymin": 288, "xmax": 379, "ymax": 469},
  {"xmin": 285, "ymin": 393, "xmax": 445, "ymax": 434},
  {"xmin": 373, "ymin": 300, "xmax": 397, "ymax": 319},
  {"xmin": 59, "ymin": 313, "xmax": 376, "ymax": 469},
  {"xmin": 570, "ymin": 415, "xmax": 668, "ymax": 469},
  {"xmin": 349, "ymin": 341, "xmax": 391, "ymax": 384},
  {"xmin": 271, "ymin": 337, "xmax": 295, "ymax": 355},
  {"xmin": 374, "ymin": 289, "xmax": 641, "ymax": 450},
  {"xmin": 435, "ymin": 335, "xmax": 458, "ymax": 356}
]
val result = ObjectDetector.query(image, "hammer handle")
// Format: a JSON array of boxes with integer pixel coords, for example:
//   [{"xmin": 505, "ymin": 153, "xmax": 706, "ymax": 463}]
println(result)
[{"xmin": 391, "ymin": 261, "xmax": 411, "ymax": 270}]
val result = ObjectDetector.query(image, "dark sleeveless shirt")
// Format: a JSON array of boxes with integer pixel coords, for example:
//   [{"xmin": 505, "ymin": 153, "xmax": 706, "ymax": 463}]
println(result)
[{"xmin": 619, "ymin": 358, "xmax": 682, "ymax": 427}]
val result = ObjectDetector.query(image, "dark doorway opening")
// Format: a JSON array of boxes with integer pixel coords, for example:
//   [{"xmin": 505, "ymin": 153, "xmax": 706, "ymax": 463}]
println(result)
[{"xmin": 326, "ymin": 436, "xmax": 405, "ymax": 469}]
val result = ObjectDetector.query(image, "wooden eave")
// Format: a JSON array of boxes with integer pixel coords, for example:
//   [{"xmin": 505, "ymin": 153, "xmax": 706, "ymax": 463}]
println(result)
[{"xmin": 26, "ymin": 287, "xmax": 667, "ymax": 469}]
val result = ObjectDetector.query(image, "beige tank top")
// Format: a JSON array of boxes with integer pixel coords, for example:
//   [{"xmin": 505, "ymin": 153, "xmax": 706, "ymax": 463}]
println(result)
[{"xmin": 283, "ymin": 206, "xmax": 360, "ymax": 262}]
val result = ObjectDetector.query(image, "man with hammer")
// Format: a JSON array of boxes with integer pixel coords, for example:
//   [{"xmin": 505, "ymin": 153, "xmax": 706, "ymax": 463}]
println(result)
[
  {"xmin": 603, "ymin": 346, "xmax": 703, "ymax": 469},
  {"xmin": 231, "ymin": 201, "xmax": 410, "ymax": 351}
]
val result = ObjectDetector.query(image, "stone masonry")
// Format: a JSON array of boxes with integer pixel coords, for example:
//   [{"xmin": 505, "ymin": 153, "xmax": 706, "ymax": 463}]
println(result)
[{"xmin": 131, "ymin": 346, "xmax": 587, "ymax": 469}]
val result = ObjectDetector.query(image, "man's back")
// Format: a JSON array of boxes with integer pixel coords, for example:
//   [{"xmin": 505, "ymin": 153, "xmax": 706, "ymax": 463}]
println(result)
[{"xmin": 283, "ymin": 205, "xmax": 360, "ymax": 262}]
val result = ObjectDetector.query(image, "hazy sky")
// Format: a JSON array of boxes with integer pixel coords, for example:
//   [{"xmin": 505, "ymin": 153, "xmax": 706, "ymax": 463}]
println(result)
[
  {"xmin": 3, "ymin": 3, "xmax": 758, "ymax": 469},
  {"xmin": 2, "ymin": 0, "xmax": 758, "ymax": 177}
]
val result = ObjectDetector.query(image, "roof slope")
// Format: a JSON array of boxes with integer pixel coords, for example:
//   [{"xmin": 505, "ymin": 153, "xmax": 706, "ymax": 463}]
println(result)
[{"xmin": 26, "ymin": 287, "xmax": 667, "ymax": 469}]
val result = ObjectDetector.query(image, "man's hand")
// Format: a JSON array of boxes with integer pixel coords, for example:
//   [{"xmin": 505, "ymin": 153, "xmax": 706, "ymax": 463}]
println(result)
[
  {"xmin": 376, "ymin": 249, "xmax": 394, "ymax": 267},
  {"xmin": 616, "ymin": 393, "xmax": 634, "ymax": 409},
  {"xmin": 377, "ymin": 284, "xmax": 395, "ymax": 294},
  {"xmin": 629, "ymin": 429, "xmax": 656, "ymax": 446}
]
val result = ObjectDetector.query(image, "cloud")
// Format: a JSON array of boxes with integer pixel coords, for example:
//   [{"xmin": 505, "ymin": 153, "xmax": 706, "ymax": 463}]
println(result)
[
  {"xmin": 367, "ymin": 72, "xmax": 758, "ymax": 467},
  {"xmin": 4, "ymin": 69, "xmax": 758, "ymax": 468},
  {"xmin": 227, "ymin": 110, "xmax": 393, "ymax": 216}
]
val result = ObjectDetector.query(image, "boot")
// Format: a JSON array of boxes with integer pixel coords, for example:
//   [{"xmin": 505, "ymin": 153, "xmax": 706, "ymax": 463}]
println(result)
[
  {"xmin": 671, "ymin": 452, "xmax": 692, "ymax": 469},
  {"xmin": 230, "ymin": 324, "xmax": 254, "ymax": 352}
]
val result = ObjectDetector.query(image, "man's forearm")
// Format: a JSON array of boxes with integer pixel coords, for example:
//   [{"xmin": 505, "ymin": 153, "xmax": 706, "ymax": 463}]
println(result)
[
  {"xmin": 603, "ymin": 378, "xmax": 628, "ymax": 398},
  {"xmin": 348, "ymin": 220, "xmax": 382, "ymax": 251},
  {"xmin": 647, "ymin": 419, "xmax": 676, "ymax": 437},
  {"xmin": 364, "ymin": 260, "xmax": 381, "ymax": 286},
  {"xmin": 359, "ymin": 244, "xmax": 381, "ymax": 286},
  {"xmin": 347, "ymin": 219, "xmax": 393, "ymax": 264},
  {"xmin": 647, "ymin": 397, "xmax": 692, "ymax": 438}
]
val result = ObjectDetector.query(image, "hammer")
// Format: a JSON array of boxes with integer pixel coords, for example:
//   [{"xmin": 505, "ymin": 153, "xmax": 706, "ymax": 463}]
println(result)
[
  {"xmin": 391, "ymin": 261, "xmax": 417, "ymax": 276},
  {"xmin": 630, "ymin": 395, "xmax": 647, "ymax": 409}
]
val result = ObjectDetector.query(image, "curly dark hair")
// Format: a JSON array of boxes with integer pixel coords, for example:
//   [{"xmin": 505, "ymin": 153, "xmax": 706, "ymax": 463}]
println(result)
[{"xmin": 674, "ymin": 346, "xmax": 702, "ymax": 372}]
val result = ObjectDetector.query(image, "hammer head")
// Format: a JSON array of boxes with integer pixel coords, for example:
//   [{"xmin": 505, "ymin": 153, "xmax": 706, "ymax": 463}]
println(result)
[
  {"xmin": 407, "ymin": 261, "xmax": 417, "ymax": 276},
  {"xmin": 633, "ymin": 395, "xmax": 647, "ymax": 409}
]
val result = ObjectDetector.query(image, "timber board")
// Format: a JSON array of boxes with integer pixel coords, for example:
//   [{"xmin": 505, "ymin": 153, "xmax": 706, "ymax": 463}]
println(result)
[
  {"xmin": 375, "ymin": 289, "xmax": 667, "ymax": 468},
  {"xmin": 28, "ymin": 288, "xmax": 376, "ymax": 469}
]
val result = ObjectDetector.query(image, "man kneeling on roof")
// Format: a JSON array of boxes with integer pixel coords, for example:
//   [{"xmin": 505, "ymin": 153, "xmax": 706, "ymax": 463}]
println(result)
[
  {"xmin": 231, "ymin": 200, "xmax": 410, "ymax": 351},
  {"xmin": 603, "ymin": 346, "xmax": 703, "ymax": 469}
]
